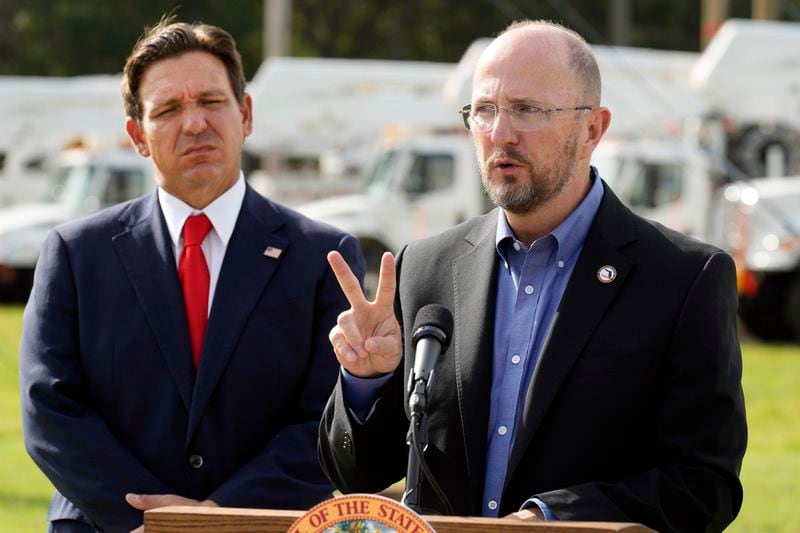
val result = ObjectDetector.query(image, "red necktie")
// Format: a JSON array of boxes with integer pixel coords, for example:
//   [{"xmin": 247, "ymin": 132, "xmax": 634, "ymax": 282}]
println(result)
[{"xmin": 178, "ymin": 214, "xmax": 212, "ymax": 371}]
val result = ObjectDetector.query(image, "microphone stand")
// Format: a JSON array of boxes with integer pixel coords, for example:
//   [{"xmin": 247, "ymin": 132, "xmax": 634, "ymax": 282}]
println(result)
[{"xmin": 401, "ymin": 377, "xmax": 429, "ymax": 513}]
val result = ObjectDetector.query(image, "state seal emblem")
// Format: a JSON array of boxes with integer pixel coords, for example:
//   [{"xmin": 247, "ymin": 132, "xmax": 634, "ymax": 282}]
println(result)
[{"xmin": 289, "ymin": 494, "xmax": 434, "ymax": 533}]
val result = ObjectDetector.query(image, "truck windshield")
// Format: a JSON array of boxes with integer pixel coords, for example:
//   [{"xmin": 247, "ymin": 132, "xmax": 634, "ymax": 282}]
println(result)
[
  {"xmin": 49, "ymin": 164, "xmax": 95, "ymax": 208},
  {"xmin": 362, "ymin": 150, "xmax": 397, "ymax": 198},
  {"xmin": 756, "ymin": 193, "xmax": 800, "ymax": 231}
]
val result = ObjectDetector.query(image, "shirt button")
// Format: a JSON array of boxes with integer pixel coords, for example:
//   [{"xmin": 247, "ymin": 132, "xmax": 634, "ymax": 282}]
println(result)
[
  {"xmin": 524, "ymin": 285, "xmax": 534, "ymax": 295},
  {"xmin": 558, "ymin": 259, "xmax": 565, "ymax": 268},
  {"xmin": 188, "ymin": 454, "xmax": 204, "ymax": 469},
  {"xmin": 488, "ymin": 500, "xmax": 498, "ymax": 510},
  {"xmin": 511, "ymin": 354, "xmax": 521, "ymax": 365},
  {"xmin": 498, "ymin": 425, "xmax": 508, "ymax": 436},
  {"xmin": 513, "ymin": 242, "xmax": 521, "ymax": 251}
]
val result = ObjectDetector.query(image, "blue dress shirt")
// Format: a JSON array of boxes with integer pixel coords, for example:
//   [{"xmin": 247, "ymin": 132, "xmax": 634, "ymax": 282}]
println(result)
[
  {"xmin": 482, "ymin": 170, "xmax": 603, "ymax": 517},
  {"xmin": 343, "ymin": 169, "xmax": 605, "ymax": 519}
]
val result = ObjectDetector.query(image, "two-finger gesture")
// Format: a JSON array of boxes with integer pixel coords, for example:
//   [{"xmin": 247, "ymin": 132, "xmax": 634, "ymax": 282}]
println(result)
[{"xmin": 327, "ymin": 250, "xmax": 402, "ymax": 378}]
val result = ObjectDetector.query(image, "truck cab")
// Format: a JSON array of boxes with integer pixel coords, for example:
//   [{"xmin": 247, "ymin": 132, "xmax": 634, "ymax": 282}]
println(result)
[
  {"xmin": 711, "ymin": 177, "xmax": 800, "ymax": 341},
  {"xmin": 593, "ymin": 136, "xmax": 800, "ymax": 341},
  {"xmin": 0, "ymin": 149, "xmax": 154, "ymax": 301},
  {"xmin": 298, "ymin": 134, "xmax": 492, "ymax": 294},
  {"xmin": 592, "ymin": 137, "xmax": 722, "ymax": 238}
]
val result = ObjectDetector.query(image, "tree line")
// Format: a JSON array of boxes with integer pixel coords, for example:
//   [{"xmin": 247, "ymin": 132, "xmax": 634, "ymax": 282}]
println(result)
[{"xmin": 0, "ymin": 0, "xmax": 789, "ymax": 79}]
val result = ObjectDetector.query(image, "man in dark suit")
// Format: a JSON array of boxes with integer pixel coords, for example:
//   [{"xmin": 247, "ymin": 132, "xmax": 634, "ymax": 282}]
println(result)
[
  {"xmin": 319, "ymin": 20, "xmax": 746, "ymax": 532},
  {"xmin": 19, "ymin": 19, "xmax": 364, "ymax": 533}
]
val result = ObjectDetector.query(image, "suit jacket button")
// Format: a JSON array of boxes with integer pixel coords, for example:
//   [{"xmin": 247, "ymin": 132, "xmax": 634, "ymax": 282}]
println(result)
[
  {"xmin": 342, "ymin": 432, "xmax": 353, "ymax": 455},
  {"xmin": 188, "ymin": 454, "xmax": 204, "ymax": 469}
]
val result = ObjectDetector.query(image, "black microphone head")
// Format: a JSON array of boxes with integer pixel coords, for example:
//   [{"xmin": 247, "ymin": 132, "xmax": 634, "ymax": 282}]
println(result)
[{"xmin": 412, "ymin": 304, "xmax": 454, "ymax": 352}]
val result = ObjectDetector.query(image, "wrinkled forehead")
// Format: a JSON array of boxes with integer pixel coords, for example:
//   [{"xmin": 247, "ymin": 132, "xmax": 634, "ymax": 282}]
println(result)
[
  {"xmin": 472, "ymin": 28, "xmax": 580, "ymax": 102},
  {"xmin": 139, "ymin": 51, "xmax": 232, "ymax": 101}
]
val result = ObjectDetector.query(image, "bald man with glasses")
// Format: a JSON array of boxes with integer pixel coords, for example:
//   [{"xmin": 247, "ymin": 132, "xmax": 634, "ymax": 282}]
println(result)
[{"xmin": 318, "ymin": 19, "xmax": 746, "ymax": 533}]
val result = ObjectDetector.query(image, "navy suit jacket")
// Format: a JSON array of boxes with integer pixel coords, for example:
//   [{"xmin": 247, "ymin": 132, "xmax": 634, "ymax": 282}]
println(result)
[
  {"xmin": 319, "ymin": 183, "xmax": 746, "ymax": 532},
  {"xmin": 20, "ymin": 185, "xmax": 364, "ymax": 532}
]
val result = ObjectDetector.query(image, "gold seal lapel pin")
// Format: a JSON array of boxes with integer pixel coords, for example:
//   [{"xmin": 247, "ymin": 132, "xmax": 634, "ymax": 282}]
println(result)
[{"xmin": 597, "ymin": 265, "xmax": 617, "ymax": 283}]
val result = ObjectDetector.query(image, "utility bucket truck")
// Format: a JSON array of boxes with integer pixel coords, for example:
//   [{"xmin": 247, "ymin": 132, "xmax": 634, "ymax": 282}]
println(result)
[
  {"xmin": 0, "ymin": 74, "xmax": 126, "ymax": 207},
  {"xmin": 300, "ymin": 19, "xmax": 800, "ymax": 340},
  {"xmin": 596, "ymin": 19, "xmax": 800, "ymax": 340}
]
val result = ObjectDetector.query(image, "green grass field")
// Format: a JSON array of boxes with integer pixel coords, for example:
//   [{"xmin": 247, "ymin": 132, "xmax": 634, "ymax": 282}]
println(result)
[
  {"xmin": 1, "ymin": 303, "xmax": 798, "ymax": 532},
  {"xmin": 0, "ymin": 305, "xmax": 51, "ymax": 532}
]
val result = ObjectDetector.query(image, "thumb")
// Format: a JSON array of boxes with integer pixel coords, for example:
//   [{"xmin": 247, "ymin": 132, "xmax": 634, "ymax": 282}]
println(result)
[
  {"xmin": 365, "ymin": 335, "xmax": 401, "ymax": 359},
  {"xmin": 125, "ymin": 493, "xmax": 180, "ymax": 511},
  {"xmin": 125, "ymin": 493, "xmax": 149, "ymax": 510}
]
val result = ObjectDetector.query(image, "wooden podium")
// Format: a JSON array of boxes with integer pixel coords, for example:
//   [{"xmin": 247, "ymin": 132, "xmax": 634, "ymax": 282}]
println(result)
[{"xmin": 144, "ymin": 506, "xmax": 655, "ymax": 532}]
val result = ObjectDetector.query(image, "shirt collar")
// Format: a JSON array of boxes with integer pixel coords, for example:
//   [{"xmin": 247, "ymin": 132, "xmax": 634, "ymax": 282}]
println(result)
[
  {"xmin": 158, "ymin": 171, "xmax": 246, "ymax": 247},
  {"xmin": 495, "ymin": 166, "xmax": 605, "ymax": 261}
]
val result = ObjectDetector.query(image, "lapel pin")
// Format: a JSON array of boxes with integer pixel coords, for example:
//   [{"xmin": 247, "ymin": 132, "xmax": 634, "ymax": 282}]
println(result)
[
  {"xmin": 597, "ymin": 265, "xmax": 617, "ymax": 283},
  {"xmin": 263, "ymin": 246, "xmax": 283, "ymax": 259}
]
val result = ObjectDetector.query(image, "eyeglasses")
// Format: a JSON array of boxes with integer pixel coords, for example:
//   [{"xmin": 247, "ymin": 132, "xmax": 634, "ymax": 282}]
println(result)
[{"xmin": 459, "ymin": 103, "xmax": 593, "ymax": 132}]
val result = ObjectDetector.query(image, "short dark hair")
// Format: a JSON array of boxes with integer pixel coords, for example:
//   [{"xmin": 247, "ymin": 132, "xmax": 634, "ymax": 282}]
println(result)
[
  {"xmin": 500, "ymin": 19, "xmax": 601, "ymax": 106},
  {"xmin": 121, "ymin": 16, "xmax": 246, "ymax": 121}
]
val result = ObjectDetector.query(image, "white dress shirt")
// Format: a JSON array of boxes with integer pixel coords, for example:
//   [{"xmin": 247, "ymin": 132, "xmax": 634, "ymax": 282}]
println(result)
[{"xmin": 157, "ymin": 172, "xmax": 245, "ymax": 314}]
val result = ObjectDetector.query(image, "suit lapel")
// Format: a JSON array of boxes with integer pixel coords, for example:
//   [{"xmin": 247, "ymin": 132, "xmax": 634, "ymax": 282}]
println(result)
[
  {"xmin": 508, "ymin": 186, "xmax": 637, "ymax": 476},
  {"xmin": 186, "ymin": 187, "xmax": 289, "ymax": 442},
  {"xmin": 113, "ymin": 193, "xmax": 195, "ymax": 410},
  {"xmin": 451, "ymin": 213, "xmax": 498, "ymax": 496}
]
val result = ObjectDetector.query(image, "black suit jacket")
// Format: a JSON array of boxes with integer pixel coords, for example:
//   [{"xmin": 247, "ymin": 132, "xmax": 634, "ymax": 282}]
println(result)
[
  {"xmin": 20, "ymin": 185, "xmax": 365, "ymax": 532},
  {"xmin": 319, "ymin": 183, "xmax": 746, "ymax": 532}
]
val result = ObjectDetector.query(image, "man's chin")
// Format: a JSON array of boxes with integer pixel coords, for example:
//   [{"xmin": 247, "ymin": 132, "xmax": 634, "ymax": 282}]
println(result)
[
  {"xmin": 495, "ymin": 195, "xmax": 533, "ymax": 213},
  {"xmin": 181, "ymin": 162, "xmax": 224, "ymax": 181},
  {"xmin": 484, "ymin": 183, "xmax": 537, "ymax": 214}
]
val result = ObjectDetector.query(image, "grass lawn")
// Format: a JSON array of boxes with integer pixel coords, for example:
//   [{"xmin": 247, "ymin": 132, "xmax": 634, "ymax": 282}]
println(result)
[
  {"xmin": 1, "ymin": 303, "xmax": 798, "ymax": 531},
  {"xmin": 728, "ymin": 342, "xmax": 800, "ymax": 533},
  {"xmin": 0, "ymin": 305, "xmax": 51, "ymax": 532}
]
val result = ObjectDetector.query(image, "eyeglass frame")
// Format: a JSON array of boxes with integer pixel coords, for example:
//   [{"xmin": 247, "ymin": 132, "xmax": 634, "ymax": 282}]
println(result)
[{"xmin": 459, "ymin": 103, "xmax": 594, "ymax": 132}]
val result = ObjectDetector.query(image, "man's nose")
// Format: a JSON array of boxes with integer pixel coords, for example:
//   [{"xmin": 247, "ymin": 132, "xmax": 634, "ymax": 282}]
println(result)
[
  {"xmin": 489, "ymin": 108, "xmax": 518, "ymax": 146},
  {"xmin": 182, "ymin": 106, "xmax": 208, "ymax": 135}
]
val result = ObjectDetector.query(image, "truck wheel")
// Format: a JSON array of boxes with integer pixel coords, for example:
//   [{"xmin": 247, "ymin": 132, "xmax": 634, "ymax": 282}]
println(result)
[
  {"xmin": 0, "ymin": 267, "xmax": 34, "ymax": 303},
  {"xmin": 784, "ymin": 276, "xmax": 800, "ymax": 342},
  {"xmin": 738, "ymin": 272, "xmax": 794, "ymax": 341}
]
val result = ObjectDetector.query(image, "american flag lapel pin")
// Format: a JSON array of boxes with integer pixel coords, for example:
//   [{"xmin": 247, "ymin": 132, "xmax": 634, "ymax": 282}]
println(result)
[{"xmin": 263, "ymin": 246, "xmax": 283, "ymax": 259}]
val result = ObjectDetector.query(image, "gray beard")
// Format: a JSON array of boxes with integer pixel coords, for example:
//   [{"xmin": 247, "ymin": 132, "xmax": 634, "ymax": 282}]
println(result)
[{"xmin": 480, "ymin": 136, "xmax": 578, "ymax": 215}]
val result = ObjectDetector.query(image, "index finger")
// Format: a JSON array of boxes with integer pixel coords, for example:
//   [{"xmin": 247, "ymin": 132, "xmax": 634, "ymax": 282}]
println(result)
[{"xmin": 327, "ymin": 251, "xmax": 367, "ymax": 309}]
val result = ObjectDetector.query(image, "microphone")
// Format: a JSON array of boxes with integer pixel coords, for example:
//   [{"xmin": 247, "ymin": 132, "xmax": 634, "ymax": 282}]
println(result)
[
  {"xmin": 408, "ymin": 304, "xmax": 454, "ymax": 416},
  {"xmin": 403, "ymin": 303, "xmax": 455, "ymax": 514}
]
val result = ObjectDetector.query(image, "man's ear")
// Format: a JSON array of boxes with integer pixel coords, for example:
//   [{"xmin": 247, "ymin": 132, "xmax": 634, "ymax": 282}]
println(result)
[
  {"xmin": 126, "ymin": 117, "xmax": 150, "ymax": 157},
  {"xmin": 580, "ymin": 107, "xmax": 611, "ymax": 160},
  {"xmin": 240, "ymin": 93, "xmax": 254, "ymax": 138}
]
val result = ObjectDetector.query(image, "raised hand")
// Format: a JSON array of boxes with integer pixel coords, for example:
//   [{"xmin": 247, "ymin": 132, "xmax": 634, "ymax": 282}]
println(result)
[{"xmin": 327, "ymin": 250, "xmax": 402, "ymax": 378}]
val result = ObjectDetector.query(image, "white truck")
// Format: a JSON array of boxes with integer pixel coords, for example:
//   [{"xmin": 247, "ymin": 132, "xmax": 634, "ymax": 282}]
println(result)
[
  {"xmin": 0, "ymin": 148, "xmax": 154, "ymax": 301},
  {"xmin": 299, "ymin": 133, "xmax": 491, "ymax": 293},
  {"xmin": 0, "ymin": 74, "xmax": 127, "ymax": 207},
  {"xmin": 592, "ymin": 130, "xmax": 800, "ymax": 341},
  {"xmin": 711, "ymin": 177, "xmax": 800, "ymax": 341}
]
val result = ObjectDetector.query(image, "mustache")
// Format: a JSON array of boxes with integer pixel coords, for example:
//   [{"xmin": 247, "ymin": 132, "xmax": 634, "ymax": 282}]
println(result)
[
  {"xmin": 178, "ymin": 132, "xmax": 219, "ymax": 153},
  {"xmin": 486, "ymin": 147, "xmax": 532, "ymax": 168}
]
